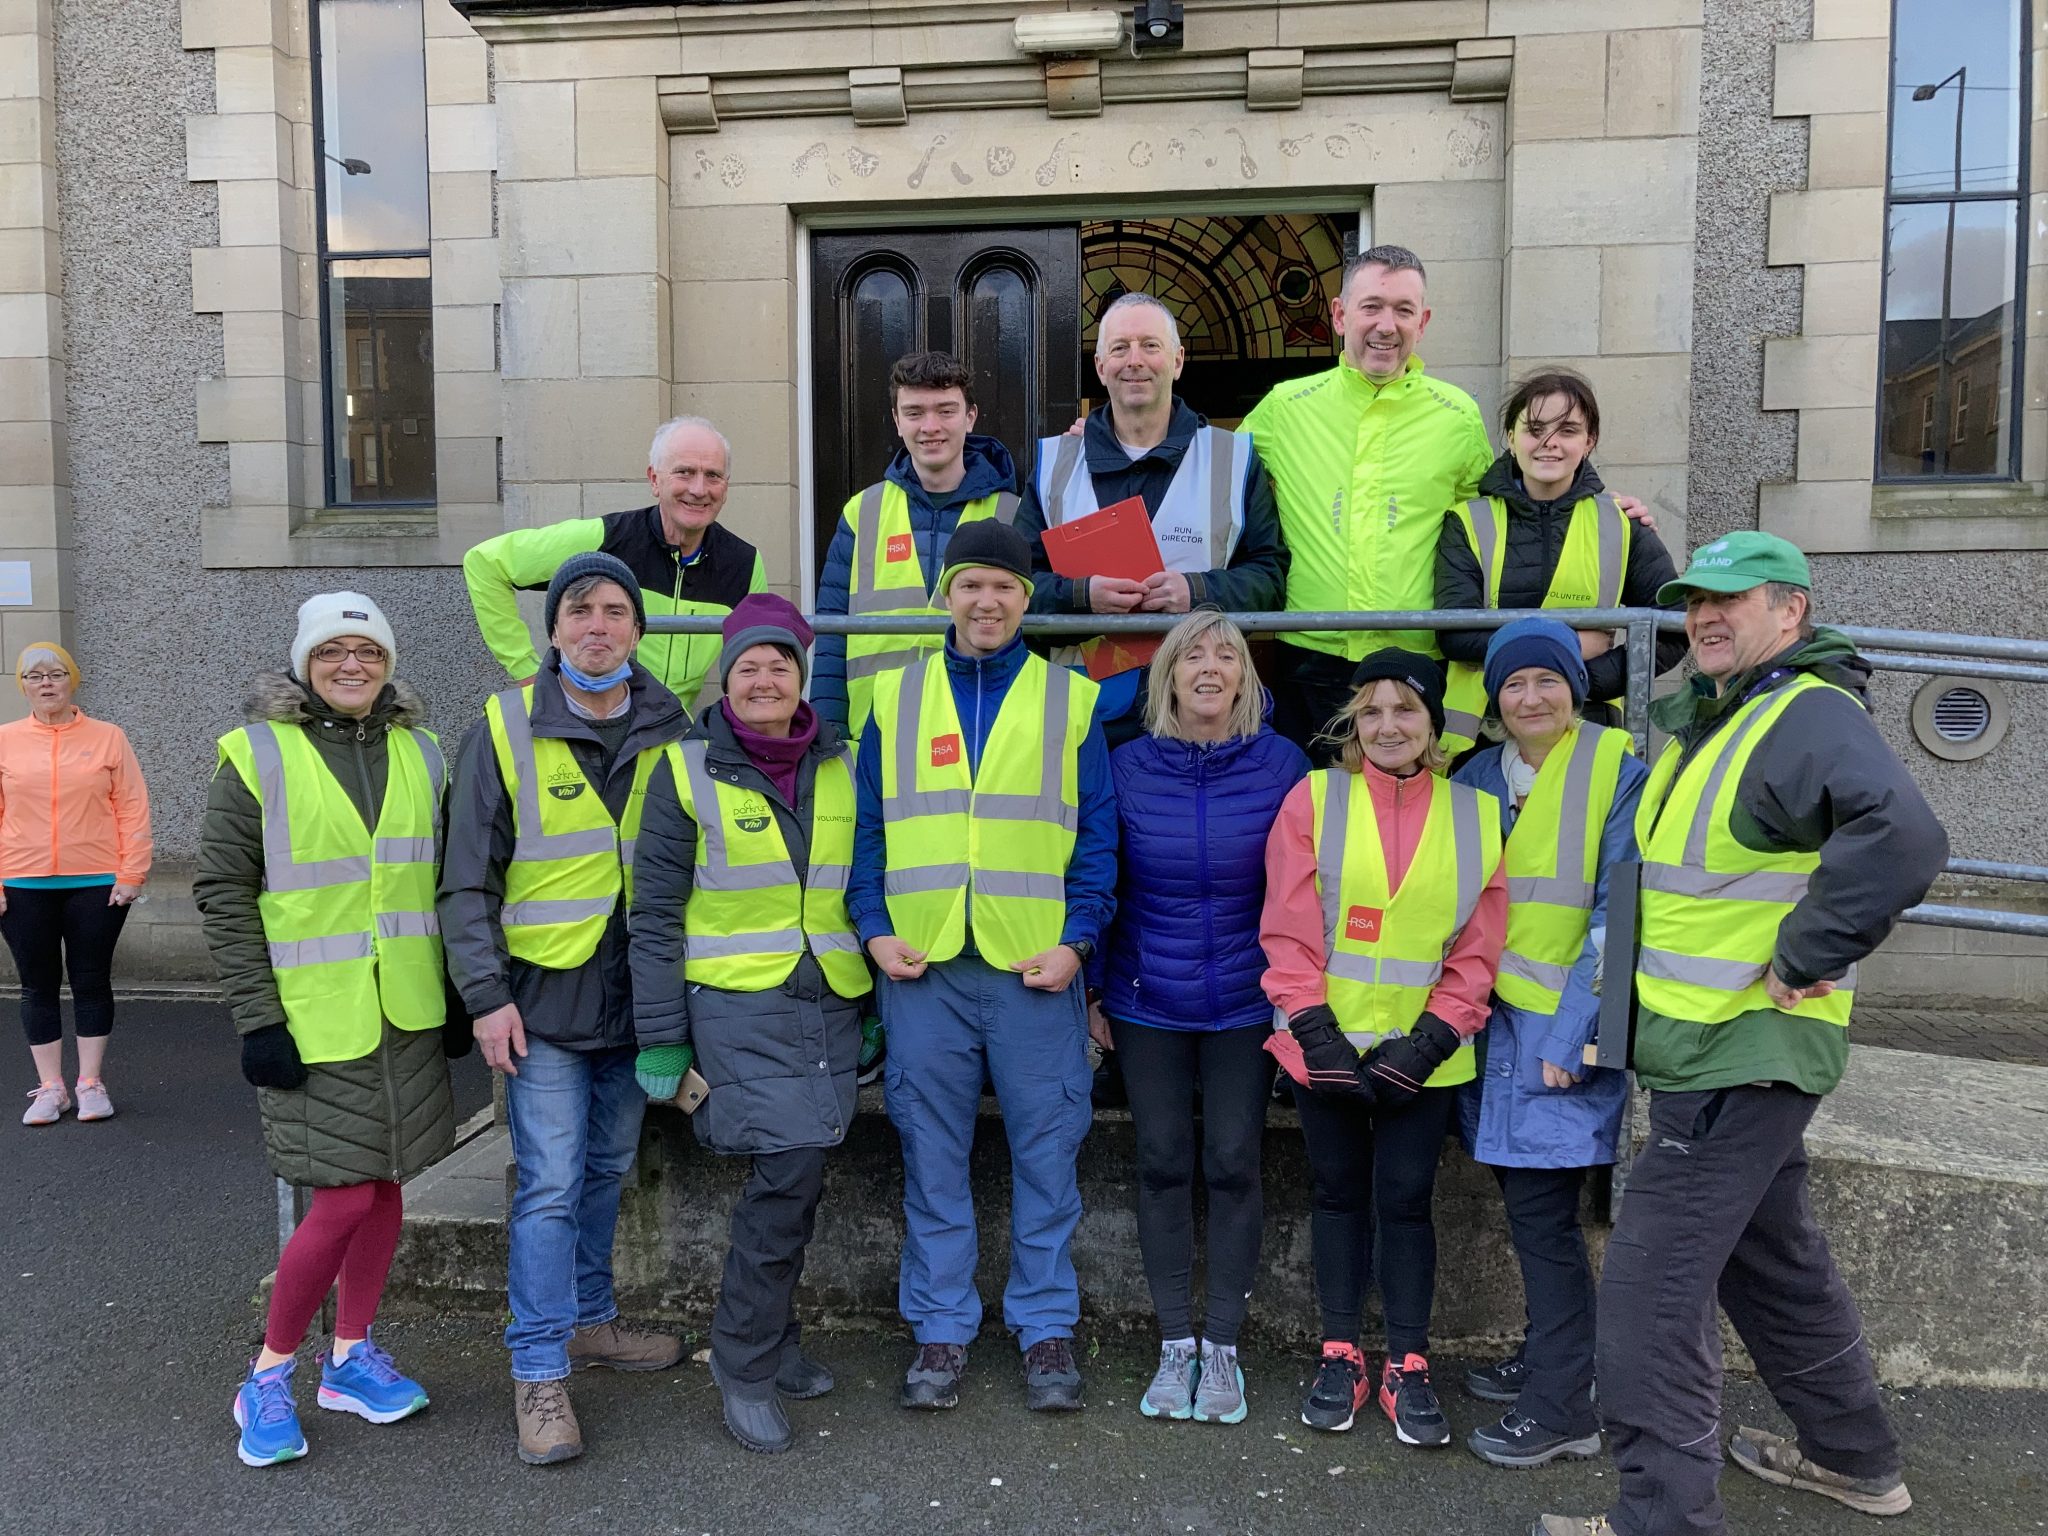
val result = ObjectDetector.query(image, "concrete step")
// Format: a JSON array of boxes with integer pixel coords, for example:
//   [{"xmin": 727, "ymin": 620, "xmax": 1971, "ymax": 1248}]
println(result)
[{"xmin": 385, "ymin": 1045, "xmax": 2048, "ymax": 1387}]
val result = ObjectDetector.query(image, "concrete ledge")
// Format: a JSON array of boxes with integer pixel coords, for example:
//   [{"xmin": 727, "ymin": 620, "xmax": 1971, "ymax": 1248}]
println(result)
[{"xmin": 386, "ymin": 1046, "xmax": 2048, "ymax": 1387}]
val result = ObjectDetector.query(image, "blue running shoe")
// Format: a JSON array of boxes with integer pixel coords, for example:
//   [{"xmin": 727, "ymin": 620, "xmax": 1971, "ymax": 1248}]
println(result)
[
  {"xmin": 233, "ymin": 1357, "xmax": 308, "ymax": 1467},
  {"xmin": 317, "ymin": 1332, "xmax": 430, "ymax": 1425}
]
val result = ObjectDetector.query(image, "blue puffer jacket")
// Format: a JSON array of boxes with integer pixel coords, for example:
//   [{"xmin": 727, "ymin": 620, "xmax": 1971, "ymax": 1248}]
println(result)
[{"xmin": 1099, "ymin": 710, "xmax": 1308, "ymax": 1030}]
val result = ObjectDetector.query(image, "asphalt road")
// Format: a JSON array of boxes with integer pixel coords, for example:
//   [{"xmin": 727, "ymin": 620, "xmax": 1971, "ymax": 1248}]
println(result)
[{"xmin": 5, "ymin": 1001, "xmax": 2045, "ymax": 1535}]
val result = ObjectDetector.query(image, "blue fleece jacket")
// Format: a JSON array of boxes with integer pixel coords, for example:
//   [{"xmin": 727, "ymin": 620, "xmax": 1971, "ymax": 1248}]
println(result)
[
  {"xmin": 850, "ymin": 631, "xmax": 1117, "ymax": 957},
  {"xmin": 1453, "ymin": 739, "xmax": 1647, "ymax": 1170},
  {"xmin": 813, "ymin": 435, "xmax": 1019, "ymax": 732}
]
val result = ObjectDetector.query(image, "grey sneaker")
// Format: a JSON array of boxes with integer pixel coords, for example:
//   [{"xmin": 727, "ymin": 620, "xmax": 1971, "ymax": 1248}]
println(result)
[
  {"xmin": 1191, "ymin": 1341, "xmax": 1248, "ymax": 1424},
  {"xmin": 74, "ymin": 1078, "xmax": 113, "ymax": 1121},
  {"xmin": 1728, "ymin": 1425, "xmax": 1911, "ymax": 1516},
  {"xmin": 1023, "ymin": 1337, "xmax": 1083, "ymax": 1412},
  {"xmin": 900, "ymin": 1343, "xmax": 966, "ymax": 1410},
  {"xmin": 1140, "ymin": 1340, "xmax": 1199, "ymax": 1420},
  {"xmin": 22, "ymin": 1081, "xmax": 69, "ymax": 1126}
]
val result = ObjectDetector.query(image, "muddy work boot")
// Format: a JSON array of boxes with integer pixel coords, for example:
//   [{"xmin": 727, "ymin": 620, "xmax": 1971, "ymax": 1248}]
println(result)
[
  {"xmin": 514, "ymin": 1378, "xmax": 583, "ymax": 1466},
  {"xmin": 1728, "ymin": 1426, "xmax": 1912, "ymax": 1516},
  {"xmin": 567, "ymin": 1319, "xmax": 683, "ymax": 1373}
]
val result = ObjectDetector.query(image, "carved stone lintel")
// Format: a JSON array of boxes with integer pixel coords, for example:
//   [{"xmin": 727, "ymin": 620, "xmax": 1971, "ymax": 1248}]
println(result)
[
  {"xmin": 849, "ymin": 65, "xmax": 908, "ymax": 126},
  {"xmin": 663, "ymin": 75, "xmax": 719, "ymax": 133},
  {"xmin": 1245, "ymin": 47, "xmax": 1304, "ymax": 112},
  {"xmin": 1045, "ymin": 57, "xmax": 1103, "ymax": 119},
  {"xmin": 1450, "ymin": 37, "xmax": 1513, "ymax": 104}
]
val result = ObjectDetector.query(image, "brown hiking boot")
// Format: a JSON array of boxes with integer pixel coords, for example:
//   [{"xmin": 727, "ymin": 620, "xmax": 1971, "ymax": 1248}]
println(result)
[
  {"xmin": 515, "ymin": 1378, "xmax": 583, "ymax": 1465},
  {"xmin": 1728, "ymin": 1426, "xmax": 1912, "ymax": 1516},
  {"xmin": 1528, "ymin": 1519, "xmax": 1619, "ymax": 1536},
  {"xmin": 567, "ymin": 1319, "xmax": 684, "ymax": 1373}
]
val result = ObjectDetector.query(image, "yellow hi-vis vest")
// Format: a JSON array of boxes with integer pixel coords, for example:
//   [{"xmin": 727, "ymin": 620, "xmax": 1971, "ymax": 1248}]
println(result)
[
  {"xmin": 218, "ymin": 720, "xmax": 447, "ymax": 1065},
  {"xmin": 668, "ymin": 737, "xmax": 867, "ymax": 997},
  {"xmin": 1438, "ymin": 492, "xmax": 1632, "ymax": 758},
  {"xmin": 1634, "ymin": 674, "xmax": 1856, "ymax": 1027},
  {"xmin": 872, "ymin": 651, "xmax": 1099, "ymax": 971},
  {"xmin": 1496, "ymin": 722, "xmax": 1633, "ymax": 1014},
  {"xmin": 841, "ymin": 482, "xmax": 1019, "ymax": 738},
  {"xmin": 485, "ymin": 684, "xmax": 659, "ymax": 970},
  {"xmin": 1309, "ymin": 767, "xmax": 1501, "ymax": 1087}
]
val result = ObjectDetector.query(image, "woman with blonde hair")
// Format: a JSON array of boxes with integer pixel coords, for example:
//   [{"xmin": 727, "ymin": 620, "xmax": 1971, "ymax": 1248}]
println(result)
[
  {"xmin": 0, "ymin": 642, "xmax": 152, "ymax": 1125},
  {"xmin": 1093, "ymin": 609, "xmax": 1308, "ymax": 1424},
  {"xmin": 1262, "ymin": 650, "xmax": 1505, "ymax": 1444}
]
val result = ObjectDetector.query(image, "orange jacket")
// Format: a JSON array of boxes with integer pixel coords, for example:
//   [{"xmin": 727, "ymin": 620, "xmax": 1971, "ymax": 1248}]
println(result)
[{"xmin": 0, "ymin": 709, "xmax": 153, "ymax": 885}]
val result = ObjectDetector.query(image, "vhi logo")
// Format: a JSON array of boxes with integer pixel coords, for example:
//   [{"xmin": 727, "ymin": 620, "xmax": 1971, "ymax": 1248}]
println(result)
[{"xmin": 545, "ymin": 763, "xmax": 586, "ymax": 801}]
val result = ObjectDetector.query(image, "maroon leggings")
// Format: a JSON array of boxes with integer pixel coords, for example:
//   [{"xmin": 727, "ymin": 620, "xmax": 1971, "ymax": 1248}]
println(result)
[{"xmin": 264, "ymin": 1180, "xmax": 404, "ymax": 1355}]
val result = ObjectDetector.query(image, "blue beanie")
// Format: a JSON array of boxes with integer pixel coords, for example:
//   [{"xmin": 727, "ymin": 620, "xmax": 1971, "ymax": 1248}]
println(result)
[{"xmin": 1483, "ymin": 617, "xmax": 1588, "ymax": 710}]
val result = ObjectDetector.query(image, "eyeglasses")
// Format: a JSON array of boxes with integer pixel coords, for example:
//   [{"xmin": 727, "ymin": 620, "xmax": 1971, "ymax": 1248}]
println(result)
[
  {"xmin": 309, "ymin": 643, "xmax": 388, "ymax": 665},
  {"xmin": 19, "ymin": 671, "xmax": 68, "ymax": 685}
]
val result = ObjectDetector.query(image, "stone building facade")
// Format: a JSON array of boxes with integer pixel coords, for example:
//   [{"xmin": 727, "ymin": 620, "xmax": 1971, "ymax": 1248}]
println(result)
[{"xmin": 2, "ymin": 0, "xmax": 2041, "ymax": 998}]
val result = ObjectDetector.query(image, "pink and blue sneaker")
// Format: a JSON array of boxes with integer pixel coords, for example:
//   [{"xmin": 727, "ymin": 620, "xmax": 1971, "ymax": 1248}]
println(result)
[
  {"xmin": 232, "ymin": 1357, "xmax": 308, "ymax": 1467},
  {"xmin": 317, "ymin": 1332, "xmax": 429, "ymax": 1424}
]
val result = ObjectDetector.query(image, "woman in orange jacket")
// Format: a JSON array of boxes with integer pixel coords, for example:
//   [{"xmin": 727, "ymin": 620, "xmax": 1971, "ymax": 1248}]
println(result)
[{"xmin": 0, "ymin": 643, "xmax": 152, "ymax": 1124}]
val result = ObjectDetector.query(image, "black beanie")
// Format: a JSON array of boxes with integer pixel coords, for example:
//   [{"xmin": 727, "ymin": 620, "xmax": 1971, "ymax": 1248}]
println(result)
[
  {"xmin": 545, "ymin": 551, "xmax": 646, "ymax": 637},
  {"xmin": 1348, "ymin": 648, "xmax": 1447, "ymax": 739},
  {"xmin": 936, "ymin": 519, "xmax": 1036, "ymax": 595}
]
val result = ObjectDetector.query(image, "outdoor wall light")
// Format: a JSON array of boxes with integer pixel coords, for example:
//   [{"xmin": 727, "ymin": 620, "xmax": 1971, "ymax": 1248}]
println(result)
[
  {"xmin": 1131, "ymin": 0, "xmax": 1183, "ymax": 52},
  {"xmin": 1013, "ymin": 10, "xmax": 1126, "ymax": 55}
]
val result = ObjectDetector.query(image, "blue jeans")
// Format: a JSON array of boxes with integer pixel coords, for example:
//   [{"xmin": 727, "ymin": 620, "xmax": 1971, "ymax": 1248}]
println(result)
[
  {"xmin": 880, "ymin": 956, "xmax": 1092, "ymax": 1351},
  {"xmin": 502, "ymin": 1038, "xmax": 645, "ymax": 1382}
]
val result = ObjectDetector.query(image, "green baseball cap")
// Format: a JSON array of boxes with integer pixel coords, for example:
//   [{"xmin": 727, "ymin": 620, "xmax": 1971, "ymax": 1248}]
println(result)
[{"xmin": 1656, "ymin": 530, "xmax": 1811, "ymax": 604}]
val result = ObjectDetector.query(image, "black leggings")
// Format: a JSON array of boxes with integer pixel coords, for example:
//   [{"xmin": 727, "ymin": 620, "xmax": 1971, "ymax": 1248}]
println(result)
[
  {"xmin": 1, "ymin": 884, "xmax": 129, "ymax": 1045},
  {"xmin": 1292, "ymin": 1083, "xmax": 1457, "ymax": 1355},
  {"xmin": 1109, "ymin": 1017, "xmax": 1270, "ymax": 1347}
]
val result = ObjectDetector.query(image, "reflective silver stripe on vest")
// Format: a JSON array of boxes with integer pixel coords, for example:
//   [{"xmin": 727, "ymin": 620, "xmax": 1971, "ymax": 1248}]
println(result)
[
  {"xmin": 688, "ymin": 929, "xmax": 805, "ymax": 960},
  {"xmin": 377, "ymin": 910, "xmax": 440, "ymax": 939},
  {"xmin": 848, "ymin": 647, "xmax": 932, "ymax": 679},
  {"xmin": 1467, "ymin": 498, "xmax": 1502, "ymax": 604},
  {"xmin": 1592, "ymin": 494, "xmax": 1627, "ymax": 607},
  {"xmin": 885, "ymin": 863, "xmax": 972, "ymax": 895},
  {"xmin": 810, "ymin": 932, "xmax": 862, "ymax": 955},
  {"xmin": 809, "ymin": 862, "xmax": 852, "ymax": 892},
  {"xmin": 1499, "ymin": 949, "xmax": 1572, "ymax": 994},
  {"xmin": 501, "ymin": 896, "xmax": 616, "ymax": 926},
  {"xmin": 1443, "ymin": 708, "xmax": 1483, "ymax": 743},
  {"xmin": 1508, "ymin": 727, "xmax": 1604, "ymax": 912},
  {"xmin": 847, "ymin": 484, "xmax": 891, "ymax": 615},
  {"xmin": 1637, "ymin": 948, "xmax": 1769, "ymax": 992},
  {"xmin": 620, "ymin": 837, "xmax": 637, "ymax": 868},
  {"xmin": 1205, "ymin": 427, "xmax": 1234, "ymax": 557},
  {"xmin": 1450, "ymin": 783, "xmax": 1486, "ymax": 934},
  {"xmin": 247, "ymin": 722, "xmax": 372, "ymax": 893},
  {"xmin": 268, "ymin": 932, "xmax": 375, "ymax": 968},
  {"xmin": 374, "ymin": 837, "xmax": 437, "ymax": 864},
  {"xmin": 1315, "ymin": 770, "xmax": 1351, "ymax": 951},
  {"xmin": 496, "ymin": 688, "xmax": 618, "ymax": 861},
  {"xmin": 1045, "ymin": 435, "xmax": 1087, "ymax": 527},
  {"xmin": 681, "ymin": 740, "xmax": 800, "ymax": 894},
  {"xmin": 1327, "ymin": 951, "xmax": 1446, "ymax": 988},
  {"xmin": 974, "ymin": 870, "xmax": 1065, "ymax": 901},
  {"xmin": 1640, "ymin": 863, "xmax": 1813, "ymax": 904},
  {"xmin": 1507, "ymin": 875, "xmax": 1595, "ymax": 906},
  {"xmin": 882, "ymin": 658, "xmax": 1075, "ymax": 830}
]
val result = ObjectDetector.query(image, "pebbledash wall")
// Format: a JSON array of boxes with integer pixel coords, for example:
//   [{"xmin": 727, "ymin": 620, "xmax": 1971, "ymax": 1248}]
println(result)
[{"xmin": 2, "ymin": 0, "xmax": 2042, "ymax": 997}]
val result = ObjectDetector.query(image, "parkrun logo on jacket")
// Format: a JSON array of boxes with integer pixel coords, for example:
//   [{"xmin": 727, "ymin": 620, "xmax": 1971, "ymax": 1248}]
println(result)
[
  {"xmin": 930, "ymin": 733, "xmax": 963, "ymax": 768},
  {"xmin": 730, "ymin": 797, "xmax": 773, "ymax": 834},
  {"xmin": 545, "ymin": 763, "xmax": 586, "ymax": 801},
  {"xmin": 1345, "ymin": 905, "xmax": 1384, "ymax": 942}
]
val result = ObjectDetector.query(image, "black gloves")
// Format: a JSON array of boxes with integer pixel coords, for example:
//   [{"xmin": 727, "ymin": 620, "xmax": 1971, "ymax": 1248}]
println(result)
[
  {"xmin": 1363, "ymin": 1013, "xmax": 1461, "ymax": 1111},
  {"xmin": 1289, "ymin": 1005, "xmax": 1376, "ymax": 1102},
  {"xmin": 240, "ymin": 1022, "xmax": 307, "ymax": 1090}
]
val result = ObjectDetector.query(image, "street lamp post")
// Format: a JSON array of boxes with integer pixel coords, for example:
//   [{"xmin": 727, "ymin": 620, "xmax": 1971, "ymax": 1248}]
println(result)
[{"xmin": 1912, "ymin": 66, "xmax": 1966, "ymax": 473}]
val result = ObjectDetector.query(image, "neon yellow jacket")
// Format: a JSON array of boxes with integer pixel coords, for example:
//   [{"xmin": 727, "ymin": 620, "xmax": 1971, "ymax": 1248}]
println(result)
[{"xmin": 1242, "ymin": 355, "xmax": 1492, "ymax": 661}]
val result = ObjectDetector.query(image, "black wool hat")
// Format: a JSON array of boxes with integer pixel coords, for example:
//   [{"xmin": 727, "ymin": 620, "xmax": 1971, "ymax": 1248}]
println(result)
[
  {"xmin": 936, "ymin": 519, "xmax": 1036, "ymax": 596},
  {"xmin": 1348, "ymin": 648, "xmax": 1447, "ymax": 739},
  {"xmin": 545, "ymin": 551, "xmax": 646, "ymax": 638}
]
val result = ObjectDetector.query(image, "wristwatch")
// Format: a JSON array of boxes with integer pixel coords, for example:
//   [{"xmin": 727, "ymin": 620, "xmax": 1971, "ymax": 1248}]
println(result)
[{"xmin": 1066, "ymin": 938, "xmax": 1096, "ymax": 964}]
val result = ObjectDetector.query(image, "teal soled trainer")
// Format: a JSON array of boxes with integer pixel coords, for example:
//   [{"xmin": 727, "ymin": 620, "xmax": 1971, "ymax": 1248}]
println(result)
[
  {"xmin": 318, "ymin": 1332, "xmax": 430, "ymax": 1424},
  {"xmin": 1140, "ymin": 1340, "xmax": 1199, "ymax": 1420},
  {"xmin": 233, "ymin": 1357, "xmax": 309, "ymax": 1467},
  {"xmin": 1191, "ymin": 1340, "xmax": 1249, "ymax": 1425}
]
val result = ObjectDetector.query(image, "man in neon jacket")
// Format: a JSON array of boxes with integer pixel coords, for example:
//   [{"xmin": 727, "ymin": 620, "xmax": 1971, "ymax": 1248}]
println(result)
[{"xmin": 462, "ymin": 416, "xmax": 765, "ymax": 714}]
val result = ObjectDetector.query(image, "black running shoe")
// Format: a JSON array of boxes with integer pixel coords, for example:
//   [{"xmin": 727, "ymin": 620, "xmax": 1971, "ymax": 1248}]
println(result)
[
  {"xmin": 1468, "ymin": 1411, "xmax": 1602, "ymax": 1469},
  {"xmin": 900, "ymin": 1343, "xmax": 966, "ymax": 1410},
  {"xmin": 1300, "ymin": 1342, "xmax": 1368, "ymax": 1432},
  {"xmin": 1379, "ymin": 1353, "xmax": 1451, "ymax": 1447},
  {"xmin": 1023, "ymin": 1338, "xmax": 1083, "ymax": 1412},
  {"xmin": 1465, "ymin": 1354, "xmax": 1527, "ymax": 1405}
]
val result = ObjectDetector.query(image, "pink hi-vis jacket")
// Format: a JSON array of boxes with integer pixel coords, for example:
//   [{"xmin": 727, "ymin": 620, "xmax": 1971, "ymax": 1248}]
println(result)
[
  {"xmin": 0, "ymin": 710, "xmax": 153, "ymax": 885},
  {"xmin": 1259, "ymin": 757, "xmax": 1504, "ymax": 1038}
]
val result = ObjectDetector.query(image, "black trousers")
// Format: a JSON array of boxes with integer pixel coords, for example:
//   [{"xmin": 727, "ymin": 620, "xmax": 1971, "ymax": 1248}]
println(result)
[
  {"xmin": 1598, "ymin": 1085, "xmax": 1899, "ymax": 1536},
  {"xmin": 1492, "ymin": 1163, "xmax": 1597, "ymax": 1437},
  {"xmin": 0, "ymin": 884, "xmax": 129, "ymax": 1046},
  {"xmin": 711, "ymin": 1144, "xmax": 828, "ymax": 1385},
  {"xmin": 1109, "ymin": 1017, "xmax": 1269, "ymax": 1347},
  {"xmin": 1269, "ymin": 645, "xmax": 1362, "ymax": 767},
  {"xmin": 1292, "ymin": 1083, "xmax": 1456, "ymax": 1355}
]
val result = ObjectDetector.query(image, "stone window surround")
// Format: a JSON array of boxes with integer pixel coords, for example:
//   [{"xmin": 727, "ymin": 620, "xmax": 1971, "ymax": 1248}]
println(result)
[
  {"xmin": 1761, "ymin": 0, "xmax": 2048, "ymax": 553},
  {"xmin": 180, "ymin": 0, "xmax": 501, "ymax": 569}
]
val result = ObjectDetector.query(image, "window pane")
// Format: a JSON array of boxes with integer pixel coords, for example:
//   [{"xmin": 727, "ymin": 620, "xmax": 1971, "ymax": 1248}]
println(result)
[
  {"xmin": 1889, "ymin": 0, "xmax": 2022, "ymax": 195},
  {"xmin": 1879, "ymin": 199, "xmax": 2018, "ymax": 478},
  {"xmin": 318, "ymin": 0, "xmax": 430, "ymax": 252},
  {"xmin": 327, "ymin": 258, "xmax": 435, "ymax": 503}
]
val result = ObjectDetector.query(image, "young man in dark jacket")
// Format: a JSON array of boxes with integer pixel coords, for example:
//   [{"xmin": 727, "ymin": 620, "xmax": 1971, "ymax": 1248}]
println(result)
[
  {"xmin": 1014, "ymin": 292, "xmax": 1288, "ymax": 746},
  {"xmin": 439, "ymin": 553, "xmax": 691, "ymax": 1468},
  {"xmin": 1535, "ymin": 532, "xmax": 1948, "ymax": 1536}
]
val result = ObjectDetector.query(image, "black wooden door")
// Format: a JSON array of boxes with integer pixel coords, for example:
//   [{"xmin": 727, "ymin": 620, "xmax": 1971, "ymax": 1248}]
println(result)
[{"xmin": 810, "ymin": 226, "xmax": 1082, "ymax": 582}]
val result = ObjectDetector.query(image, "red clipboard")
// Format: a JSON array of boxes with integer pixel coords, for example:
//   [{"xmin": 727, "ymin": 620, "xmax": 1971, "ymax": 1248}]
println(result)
[{"xmin": 1039, "ymin": 496, "xmax": 1166, "ymax": 679}]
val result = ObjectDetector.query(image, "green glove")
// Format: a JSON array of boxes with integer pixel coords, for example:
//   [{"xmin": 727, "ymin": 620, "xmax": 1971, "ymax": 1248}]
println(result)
[{"xmin": 635, "ymin": 1044, "xmax": 694, "ymax": 1102}]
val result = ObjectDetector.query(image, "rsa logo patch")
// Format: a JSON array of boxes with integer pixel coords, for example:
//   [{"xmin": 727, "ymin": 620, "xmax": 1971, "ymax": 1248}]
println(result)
[
  {"xmin": 885, "ymin": 533, "xmax": 914, "ymax": 563},
  {"xmin": 1345, "ymin": 905, "xmax": 1384, "ymax": 943},
  {"xmin": 929, "ymin": 733, "xmax": 962, "ymax": 768},
  {"xmin": 731, "ymin": 796, "xmax": 772, "ymax": 834},
  {"xmin": 545, "ymin": 764, "xmax": 586, "ymax": 801}
]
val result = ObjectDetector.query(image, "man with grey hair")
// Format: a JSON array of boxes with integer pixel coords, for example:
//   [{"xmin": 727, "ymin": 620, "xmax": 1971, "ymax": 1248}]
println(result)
[
  {"xmin": 1014, "ymin": 290, "xmax": 1286, "ymax": 746},
  {"xmin": 462, "ymin": 415, "xmax": 766, "ymax": 711}
]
